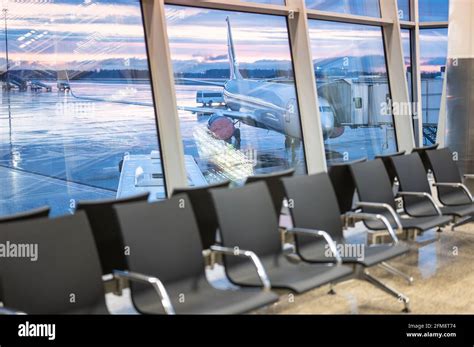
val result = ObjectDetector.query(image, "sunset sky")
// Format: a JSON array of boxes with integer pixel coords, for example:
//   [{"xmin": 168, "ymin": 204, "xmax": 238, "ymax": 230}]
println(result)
[{"xmin": 0, "ymin": 0, "xmax": 448, "ymax": 73}]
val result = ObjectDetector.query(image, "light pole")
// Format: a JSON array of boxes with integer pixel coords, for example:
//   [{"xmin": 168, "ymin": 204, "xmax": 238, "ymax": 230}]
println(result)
[{"xmin": 2, "ymin": 7, "xmax": 9, "ymax": 90}]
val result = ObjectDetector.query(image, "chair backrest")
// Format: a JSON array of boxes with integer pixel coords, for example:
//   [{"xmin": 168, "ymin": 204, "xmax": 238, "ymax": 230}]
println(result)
[
  {"xmin": 76, "ymin": 192, "xmax": 150, "ymax": 275},
  {"xmin": 0, "ymin": 206, "xmax": 50, "ymax": 224},
  {"xmin": 426, "ymin": 148, "xmax": 462, "ymax": 183},
  {"xmin": 391, "ymin": 153, "xmax": 431, "ymax": 193},
  {"xmin": 245, "ymin": 168, "xmax": 295, "ymax": 218},
  {"xmin": 171, "ymin": 181, "xmax": 230, "ymax": 249},
  {"xmin": 426, "ymin": 148, "xmax": 470, "ymax": 205},
  {"xmin": 391, "ymin": 153, "xmax": 434, "ymax": 216},
  {"xmin": 350, "ymin": 159, "xmax": 397, "ymax": 213},
  {"xmin": 0, "ymin": 212, "xmax": 107, "ymax": 314},
  {"xmin": 412, "ymin": 143, "xmax": 439, "ymax": 173},
  {"xmin": 375, "ymin": 151, "xmax": 406, "ymax": 185},
  {"xmin": 114, "ymin": 195, "xmax": 205, "ymax": 287},
  {"xmin": 282, "ymin": 173, "xmax": 344, "ymax": 255},
  {"xmin": 328, "ymin": 158, "xmax": 366, "ymax": 214},
  {"xmin": 211, "ymin": 182, "xmax": 281, "ymax": 267}
]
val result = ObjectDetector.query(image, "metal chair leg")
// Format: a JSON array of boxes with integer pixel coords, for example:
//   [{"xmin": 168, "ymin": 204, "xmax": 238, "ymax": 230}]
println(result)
[
  {"xmin": 451, "ymin": 216, "xmax": 473, "ymax": 231},
  {"xmin": 327, "ymin": 283, "xmax": 336, "ymax": 295},
  {"xmin": 379, "ymin": 262, "xmax": 414, "ymax": 285},
  {"xmin": 362, "ymin": 270, "xmax": 411, "ymax": 313}
]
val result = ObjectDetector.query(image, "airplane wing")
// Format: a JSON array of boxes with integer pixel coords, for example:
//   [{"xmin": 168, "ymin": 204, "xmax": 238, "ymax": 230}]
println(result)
[{"xmin": 178, "ymin": 105, "xmax": 252, "ymax": 122}]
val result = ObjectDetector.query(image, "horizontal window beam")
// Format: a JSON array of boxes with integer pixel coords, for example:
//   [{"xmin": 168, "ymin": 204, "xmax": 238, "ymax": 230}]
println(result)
[
  {"xmin": 400, "ymin": 20, "xmax": 416, "ymax": 28},
  {"xmin": 306, "ymin": 9, "xmax": 393, "ymax": 26},
  {"xmin": 164, "ymin": 0, "xmax": 290, "ymax": 16},
  {"xmin": 419, "ymin": 21, "xmax": 449, "ymax": 28}
]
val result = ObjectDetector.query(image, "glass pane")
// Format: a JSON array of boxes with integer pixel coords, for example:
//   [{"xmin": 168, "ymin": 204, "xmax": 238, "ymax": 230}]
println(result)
[
  {"xmin": 401, "ymin": 29, "xmax": 412, "ymax": 100},
  {"xmin": 305, "ymin": 0, "xmax": 381, "ymax": 18},
  {"xmin": 165, "ymin": 5, "xmax": 307, "ymax": 185},
  {"xmin": 397, "ymin": 0, "xmax": 410, "ymax": 21},
  {"xmin": 420, "ymin": 28, "xmax": 448, "ymax": 145},
  {"xmin": 419, "ymin": 0, "xmax": 450, "ymax": 22},
  {"xmin": 0, "ymin": 0, "xmax": 163, "ymax": 217},
  {"xmin": 309, "ymin": 20, "xmax": 397, "ymax": 164}
]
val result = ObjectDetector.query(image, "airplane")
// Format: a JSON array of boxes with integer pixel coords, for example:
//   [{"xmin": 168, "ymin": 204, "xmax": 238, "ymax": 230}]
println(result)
[{"xmin": 178, "ymin": 16, "xmax": 345, "ymax": 150}]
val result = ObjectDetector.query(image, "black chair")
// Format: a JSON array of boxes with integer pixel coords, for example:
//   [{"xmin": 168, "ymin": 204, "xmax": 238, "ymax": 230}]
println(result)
[
  {"xmin": 375, "ymin": 151, "xmax": 406, "ymax": 186},
  {"xmin": 412, "ymin": 143, "xmax": 439, "ymax": 173},
  {"xmin": 245, "ymin": 169, "xmax": 295, "ymax": 217},
  {"xmin": 281, "ymin": 173, "xmax": 411, "ymax": 311},
  {"xmin": 76, "ymin": 192, "xmax": 150, "ymax": 276},
  {"xmin": 350, "ymin": 159, "xmax": 452, "ymax": 237},
  {"xmin": 328, "ymin": 158, "xmax": 366, "ymax": 214},
  {"xmin": 210, "ymin": 182, "xmax": 353, "ymax": 294},
  {"xmin": 0, "ymin": 213, "xmax": 109, "ymax": 314},
  {"xmin": 0, "ymin": 206, "xmax": 50, "ymax": 224},
  {"xmin": 391, "ymin": 152, "xmax": 474, "ymax": 220},
  {"xmin": 113, "ymin": 194, "xmax": 279, "ymax": 314},
  {"xmin": 426, "ymin": 148, "xmax": 474, "ymax": 206},
  {"xmin": 172, "ymin": 181, "xmax": 230, "ymax": 250}
]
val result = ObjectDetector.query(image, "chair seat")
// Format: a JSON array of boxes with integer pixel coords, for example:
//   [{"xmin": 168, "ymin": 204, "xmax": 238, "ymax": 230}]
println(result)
[
  {"xmin": 131, "ymin": 276, "xmax": 279, "ymax": 314},
  {"xmin": 440, "ymin": 203, "xmax": 474, "ymax": 217},
  {"xmin": 298, "ymin": 242, "xmax": 410, "ymax": 267},
  {"xmin": 226, "ymin": 254, "xmax": 353, "ymax": 294},
  {"xmin": 365, "ymin": 214, "xmax": 452, "ymax": 231}
]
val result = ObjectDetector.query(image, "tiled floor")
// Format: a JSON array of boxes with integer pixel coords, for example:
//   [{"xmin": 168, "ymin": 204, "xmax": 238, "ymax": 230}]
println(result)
[
  {"xmin": 270, "ymin": 225, "xmax": 474, "ymax": 314},
  {"xmin": 106, "ymin": 222, "xmax": 474, "ymax": 314}
]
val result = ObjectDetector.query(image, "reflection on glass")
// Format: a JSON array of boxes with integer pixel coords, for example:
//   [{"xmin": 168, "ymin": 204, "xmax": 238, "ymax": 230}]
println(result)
[
  {"xmin": 305, "ymin": 0, "xmax": 381, "ymax": 17},
  {"xmin": 0, "ymin": 0, "xmax": 163, "ymax": 217},
  {"xmin": 165, "ymin": 5, "xmax": 307, "ymax": 185},
  {"xmin": 419, "ymin": 0, "xmax": 450, "ymax": 22},
  {"xmin": 420, "ymin": 28, "xmax": 448, "ymax": 145},
  {"xmin": 309, "ymin": 20, "xmax": 397, "ymax": 164},
  {"xmin": 401, "ymin": 29, "xmax": 412, "ymax": 100},
  {"xmin": 397, "ymin": 0, "xmax": 410, "ymax": 21}
]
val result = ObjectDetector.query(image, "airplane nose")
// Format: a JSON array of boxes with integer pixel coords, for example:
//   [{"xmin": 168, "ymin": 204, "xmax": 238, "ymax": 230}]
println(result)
[{"xmin": 321, "ymin": 112, "xmax": 335, "ymax": 134}]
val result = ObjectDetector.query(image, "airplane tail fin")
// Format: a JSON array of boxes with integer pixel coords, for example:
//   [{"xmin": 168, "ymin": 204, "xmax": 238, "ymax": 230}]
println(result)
[{"xmin": 226, "ymin": 16, "xmax": 243, "ymax": 80}]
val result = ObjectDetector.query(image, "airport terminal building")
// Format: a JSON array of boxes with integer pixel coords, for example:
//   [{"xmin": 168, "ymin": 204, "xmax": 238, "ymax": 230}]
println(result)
[{"xmin": 0, "ymin": 0, "xmax": 473, "ymax": 343}]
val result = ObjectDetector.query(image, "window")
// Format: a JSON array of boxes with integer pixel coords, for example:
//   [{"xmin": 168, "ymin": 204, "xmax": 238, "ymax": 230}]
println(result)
[
  {"xmin": 397, "ymin": 0, "xmax": 410, "ymax": 21},
  {"xmin": 419, "ymin": 0, "xmax": 450, "ymax": 22},
  {"xmin": 305, "ymin": 0, "xmax": 381, "ymax": 18},
  {"xmin": 165, "ymin": 5, "xmax": 307, "ymax": 185},
  {"xmin": 420, "ymin": 28, "xmax": 448, "ymax": 145},
  {"xmin": 309, "ymin": 20, "xmax": 397, "ymax": 164},
  {"xmin": 0, "ymin": 0, "xmax": 163, "ymax": 217}
]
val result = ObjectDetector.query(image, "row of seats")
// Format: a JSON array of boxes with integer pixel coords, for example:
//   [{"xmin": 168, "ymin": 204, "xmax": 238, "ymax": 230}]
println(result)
[{"xmin": 0, "ymin": 145, "xmax": 472, "ymax": 314}]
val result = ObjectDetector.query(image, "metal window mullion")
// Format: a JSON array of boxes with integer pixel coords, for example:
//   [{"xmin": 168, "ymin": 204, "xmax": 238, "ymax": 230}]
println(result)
[
  {"xmin": 141, "ymin": 0, "xmax": 187, "ymax": 194},
  {"xmin": 380, "ymin": 0, "xmax": 415, "ymax": 152},
  {"xmin": 412, "ymin": 0, "xmax": 424, "ymax": 146},
  {"xmin": 287, "ymin": 0, "xmax": 327, "ymax": 173}
]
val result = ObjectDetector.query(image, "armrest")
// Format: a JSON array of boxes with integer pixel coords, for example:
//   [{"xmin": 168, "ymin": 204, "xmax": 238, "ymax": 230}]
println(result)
[
  {"xmin": 286, "ymin": 228, "xmax": 342, "ymax": 265},
  {"xmin": 0, "ymin": 306, "xmax": 26, "ymax": 315},
  {"xmin": 356, "ymin": 202, "xmax": 403, "ymax": 232},
  {"xmin": 463, "ymin": 174, "xmax": 474, "ymax": 180},
  {"xmin": 113, "ymin": 270, "xmax": 175, "ymax": 315},
  {"xmin": 344, "ymin": 212, "xmax": 399, "ymax": 244},
  {"xmin": 210, "ymin": 245, "xmax": 271, "ymax": 290},
  {"xmin": 396, "ymin": 192, "xmax": 442, "ymax": 216},
  {"xmin": 433, "ymin": 182, "xmax": 474, "ymax": 202}
]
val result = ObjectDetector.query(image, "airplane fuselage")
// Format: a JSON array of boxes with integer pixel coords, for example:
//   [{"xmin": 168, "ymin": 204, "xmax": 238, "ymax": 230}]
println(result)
[{"xmin": 224, "ymin": 78, "xmax": 336, "ymax": 140}]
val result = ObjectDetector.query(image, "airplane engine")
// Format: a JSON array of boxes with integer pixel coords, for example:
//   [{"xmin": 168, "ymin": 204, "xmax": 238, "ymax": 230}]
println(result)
[{"xmin": 208, "ymin": 114, "xmax": 236, "ymax": 141}]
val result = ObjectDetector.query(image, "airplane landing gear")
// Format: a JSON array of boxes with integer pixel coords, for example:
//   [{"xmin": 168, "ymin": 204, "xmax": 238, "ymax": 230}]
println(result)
[{"xmin": 285, "ymin": 136, "xmax": 301, "ymax": 164}]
